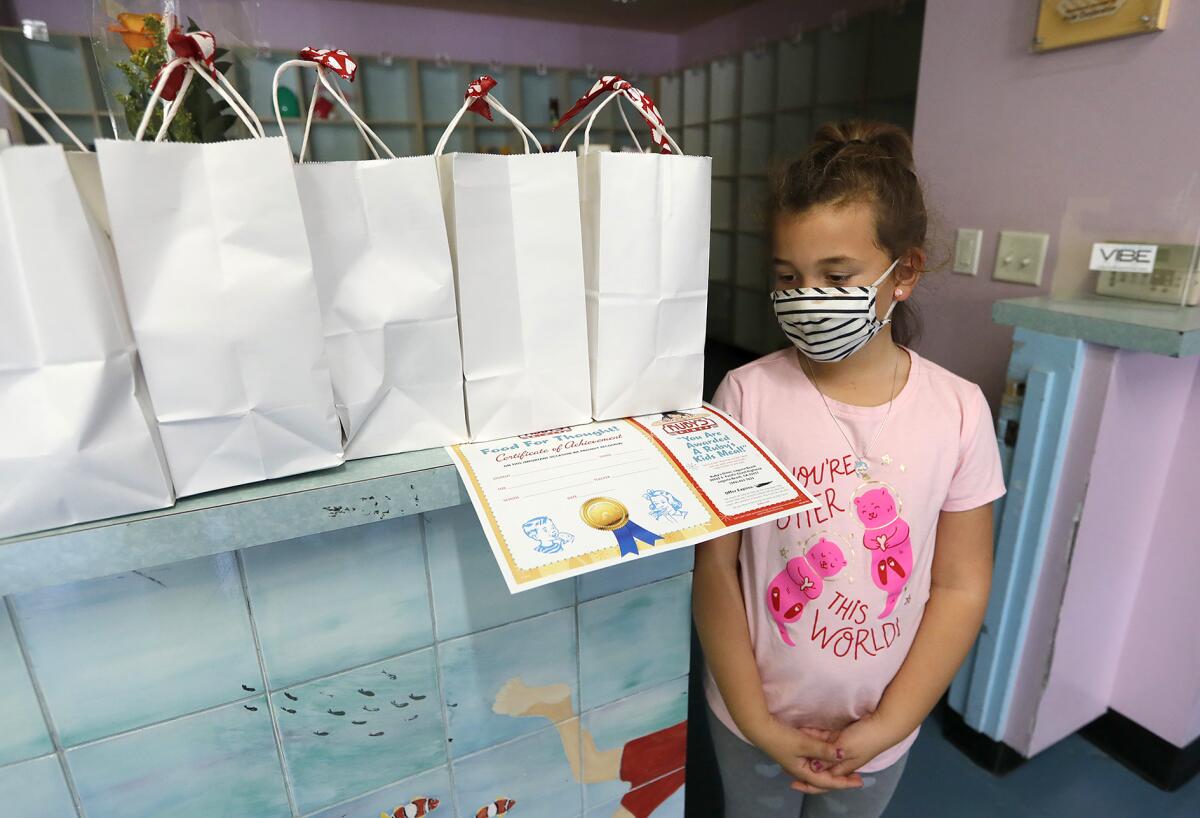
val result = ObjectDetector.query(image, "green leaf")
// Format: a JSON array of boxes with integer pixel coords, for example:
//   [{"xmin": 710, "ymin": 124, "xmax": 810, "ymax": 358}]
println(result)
[{"xmin": 109, "ymin": 14, "xmax": 243, "ymax": 143}]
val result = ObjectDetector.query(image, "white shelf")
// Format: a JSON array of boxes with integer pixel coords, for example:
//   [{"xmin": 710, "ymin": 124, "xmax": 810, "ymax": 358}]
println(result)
[
  {"xmin": 815, "ymin": 17, "xmax": 870, "ymax": 105},
  {"xmin": 777, "ymin": 38, "xmax": 816, "ymax": 110},
  {"xmin": 683, "ymin": 65, "xmax": 708, "ymax": 125},
  {"xmin": 740, "ymin": 49, "xmax": 775, "ymax": 116},
  {"xmin": 709, "ymin": 57, "xmax": 739, "ymax": 121},
  {"xmin": 710, "ymin": 232, "xmax": 734, "ymax": 284},
  {"xmin": 735, "ymin": 233, "xmax": 768, "ymax": 290},
  {"xmin": 655, "ymin": 4, "xmax": 921, "ymax": 354}
]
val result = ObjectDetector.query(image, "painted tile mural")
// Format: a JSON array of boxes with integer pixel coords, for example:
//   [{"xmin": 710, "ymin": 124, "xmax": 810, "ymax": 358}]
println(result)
[
  {"xmin": 581, "ymin": 676, "xmax": 689, "ymax": 811},
  {"xmin": 576, "ymin": 547, "xmax": 694, "ymax": 602},
  {"xmin": 425, "ymin": 504, "xmax": 575, "ymax": 641},
  {"xmin": 305, "ymin": 764, "xmax": 453, "ymax": 818},
  {"xmin": 452, "ymin": 725, "xmax": 582, "ymax": 818},
  {"xmin": 276, "ymin": 649, "xmax": 446, "ymax": 814},
  {"xmin": 242, "ymin": 516, "xmax": 434, "ymax": 689},
  {"xmin": 0, "ymin": 754, "xmax": 77, "ymax": 818},
  {"xmin": 67, "ymin": 697, "xmax": 291, "ymax": 818},
  {"xmin": 578, "ymin": 574, "xmax": 693, "ymax": 710},
  {"xmin": 0, "ymin": 502, "xmax": 695, "ymax": 818},
  {"xmin": 588, "ymin": 787, "xmax": 686, "ymax": 818},
  {"xmin": 439, "ymin": 608, "xmax": 578, "ymax": 757},
  {"xmin": 0, "ymin": 603, "xmax": 53, "ymax": 765},
  {"xmin": 10, "ymin": 553, "xmax": 262, "ymax": 746}
]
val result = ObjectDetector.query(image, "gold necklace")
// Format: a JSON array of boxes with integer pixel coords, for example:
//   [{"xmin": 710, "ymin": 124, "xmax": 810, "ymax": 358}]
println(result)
[{"xmin": 799, "ymin": 348, "xmax": 901, "ymax": 481}]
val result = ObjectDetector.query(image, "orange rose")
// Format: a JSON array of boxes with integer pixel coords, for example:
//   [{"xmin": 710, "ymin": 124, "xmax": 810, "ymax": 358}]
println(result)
[{"xmin": 107, "ymin": 12, "xmax": 161, "ymax": 52}]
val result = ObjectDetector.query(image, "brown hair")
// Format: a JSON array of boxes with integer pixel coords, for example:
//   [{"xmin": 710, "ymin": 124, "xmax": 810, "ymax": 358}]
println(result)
[{"xmin": 767, "ymin": 120, "xmax": 927, "ymax": 348}]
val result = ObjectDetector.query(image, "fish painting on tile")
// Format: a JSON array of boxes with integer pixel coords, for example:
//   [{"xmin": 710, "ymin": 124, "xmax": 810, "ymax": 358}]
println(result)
[
  {"xmin": 476, "ymin": 798, "xmax": 516, "ymax": 817},
  {"xmin": 275, "ymin": 651, "xmax": 445, "ymax": 813},
  {"xmin": 386, "ymin": 796, "xmax": 439, "ymax": 817},
  {"xmin": 304, "ymin": 766, "xmax": 452, "ymax": 818}
]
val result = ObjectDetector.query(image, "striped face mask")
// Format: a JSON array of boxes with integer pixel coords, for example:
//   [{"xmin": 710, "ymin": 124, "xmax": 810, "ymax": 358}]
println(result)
[{"xmin": 770, "ymin": 259, "xmax": 901, "ymax": 362}]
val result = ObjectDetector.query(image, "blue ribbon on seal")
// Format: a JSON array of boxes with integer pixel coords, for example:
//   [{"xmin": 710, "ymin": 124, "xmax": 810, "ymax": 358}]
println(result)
[{"xmin": 612, "ymin": 519, "xmax": 663, "ymax": 557}]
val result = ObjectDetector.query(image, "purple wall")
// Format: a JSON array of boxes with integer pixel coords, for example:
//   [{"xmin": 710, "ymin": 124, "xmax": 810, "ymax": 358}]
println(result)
[
  {"xmin": 13, "ymin": 0, "xmax": 902, "ymax": 75},
  {"xmin": 677, "ymin": 0, "xmax": 891, "ymax": 66},
  {"xmin": 1106, "ymin": 356, "xmax": 1200, "ymax": 747},
  {"xmin": 252, "ymin": 0, "xmax": 678, "ymax": 74},
  {"xmin": 10, "ymin": 0, "xmax": 679, "ymax": 73},
  {"xmin": 912, "ymin": 0, "xmax": 1200, "ymax": 410}
]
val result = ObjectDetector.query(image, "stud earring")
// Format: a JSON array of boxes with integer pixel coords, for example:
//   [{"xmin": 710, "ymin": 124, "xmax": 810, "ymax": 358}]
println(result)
[{"xmin": 894, "ymin": 288, "xmax": 904, "ymax": 298}]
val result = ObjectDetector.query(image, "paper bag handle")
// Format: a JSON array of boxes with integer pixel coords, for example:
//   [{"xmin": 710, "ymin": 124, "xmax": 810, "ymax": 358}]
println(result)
[
  {"xmin": 135, "ymin": 55, "xmax": 264, "ymax": 142},
  {"xmin": 272, "ymin": 59, "xmax": 394, "ymax": 162},
  {"xmin": 556, "ymin": 76, "xmax": 682, "ymax": 156},
  {"xmin": 0, "ymin": 54, "xmax": 89, "ymax": 151},
  {"xmin": 559, "ymin": 94, "xmax": 645, "ymax": 154},
  {"xmin": 434, "ymin": 79, "xmax": 541, "ymax": 157}
]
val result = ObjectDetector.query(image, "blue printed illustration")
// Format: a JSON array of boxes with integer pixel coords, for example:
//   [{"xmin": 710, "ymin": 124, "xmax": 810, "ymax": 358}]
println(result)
[
  {"xmin": 644, "ymin": 490, "xmax": 688, "ymax": 526},
  {"xmin": 522, "ymin": 516, "xmax": 575, "ymax": 556}
]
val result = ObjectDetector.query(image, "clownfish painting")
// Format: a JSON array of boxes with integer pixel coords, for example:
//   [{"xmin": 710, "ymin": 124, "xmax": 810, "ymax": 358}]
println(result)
[
  {"xmin": 383, "ymin": 797, "xmax": 439, "ymax": 818},
  {"xmin": 475, "ymin": 798, "xmax": 516, "ymax": 818}
]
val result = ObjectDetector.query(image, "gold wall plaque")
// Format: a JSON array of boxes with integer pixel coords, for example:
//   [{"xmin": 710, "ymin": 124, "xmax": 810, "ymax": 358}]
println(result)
[{"xmin": 1034, "ymin": 0, "xmax": 1169, "ymax": 52}]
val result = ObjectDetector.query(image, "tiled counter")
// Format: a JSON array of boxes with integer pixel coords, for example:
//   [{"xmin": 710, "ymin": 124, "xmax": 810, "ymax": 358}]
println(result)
[{"xmin": 0, "ymin": 452, "xmax": 694, "ymax": 818}]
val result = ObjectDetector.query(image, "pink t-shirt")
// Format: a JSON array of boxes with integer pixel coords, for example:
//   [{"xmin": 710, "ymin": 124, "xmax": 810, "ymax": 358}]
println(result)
[{"xmin": 705, "ymin": 348, "xmax": 1005, "ymax": 772}]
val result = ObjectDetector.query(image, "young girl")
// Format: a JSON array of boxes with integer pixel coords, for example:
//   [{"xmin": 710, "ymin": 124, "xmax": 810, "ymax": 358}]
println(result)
[{"xmin": 694, "ymin": 121, "xmax": 1004, "ymax": 818}]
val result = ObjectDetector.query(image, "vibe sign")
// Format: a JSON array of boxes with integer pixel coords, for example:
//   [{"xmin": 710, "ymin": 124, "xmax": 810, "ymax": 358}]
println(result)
[{"xmin": 1089, "ymin": 242, "xmax": 1158, "ymax": 274}]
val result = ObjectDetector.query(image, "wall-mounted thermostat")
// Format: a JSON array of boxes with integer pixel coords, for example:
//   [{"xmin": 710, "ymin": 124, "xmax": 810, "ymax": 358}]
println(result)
[{"xmin": 1095, "ymin": 242, "xmax": 1199, "ymax": 306}]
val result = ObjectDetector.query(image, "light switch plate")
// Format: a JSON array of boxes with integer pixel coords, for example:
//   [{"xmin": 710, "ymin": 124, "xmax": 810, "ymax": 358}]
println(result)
[
  {"xmin": 953, "ymin": 228, "xmax": 983, "ymax": 275},
  {"xmin": 993, "ymin": 230, "xmax": 1049, "ymax": 285}
]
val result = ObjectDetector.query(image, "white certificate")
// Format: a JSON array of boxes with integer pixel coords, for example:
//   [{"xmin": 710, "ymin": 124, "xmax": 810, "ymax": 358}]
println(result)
[{"xmin": 448, "ymin": 405, "xmax": 815, "ymax": 592}]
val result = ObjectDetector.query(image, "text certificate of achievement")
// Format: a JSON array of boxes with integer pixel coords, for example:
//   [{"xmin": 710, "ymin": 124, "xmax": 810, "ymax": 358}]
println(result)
[{"xmin": 447, "ymin": 405, "xmax": 815, "ymax": 592}]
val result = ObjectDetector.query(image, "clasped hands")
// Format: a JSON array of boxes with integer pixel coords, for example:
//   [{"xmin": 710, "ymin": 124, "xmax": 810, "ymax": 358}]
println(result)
[{"xmin": 749, "ymin": 710, "xmax": 907, "ymax": 795}]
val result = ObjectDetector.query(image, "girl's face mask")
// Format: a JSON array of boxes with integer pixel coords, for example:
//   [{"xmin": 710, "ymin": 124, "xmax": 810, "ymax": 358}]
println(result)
[{"xmin": 770, "ymin": 259, "xmax": 900, "ymax": 362}]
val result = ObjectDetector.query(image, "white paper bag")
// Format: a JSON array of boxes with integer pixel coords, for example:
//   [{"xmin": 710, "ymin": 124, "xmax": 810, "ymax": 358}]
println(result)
[
  {"xmin": 560, "ymin": 77, "xmax": 711, "ymax": 420},
  {"xmin": 0, "ymin": 73, "xmax": 173, "ymax": 537},
  {"xmin": 272, "ymin": 55, "xmax": 467, "ymax": 458},
  {"xmin": 435, "ymin": 80, "xmax": 592, "ymax": 441},
  {"xmin": 96, "ymin": 49, "xmax": 342, "ymax": 496}
]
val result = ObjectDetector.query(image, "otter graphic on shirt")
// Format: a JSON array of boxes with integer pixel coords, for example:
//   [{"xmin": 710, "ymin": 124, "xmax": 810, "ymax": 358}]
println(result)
[
  {"xmin": 853, "ymin": 483, "xmax": 913, "ymax": 619},
  {"xmin": 766, "ymin": 536, "xmax": 847, "ymax": 646}
]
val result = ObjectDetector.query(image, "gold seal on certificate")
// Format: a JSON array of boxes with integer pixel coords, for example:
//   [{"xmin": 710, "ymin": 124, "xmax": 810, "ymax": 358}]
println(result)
[{"xmin": 580, "ymin": 497, "xmax": 629, "ymax": 531}]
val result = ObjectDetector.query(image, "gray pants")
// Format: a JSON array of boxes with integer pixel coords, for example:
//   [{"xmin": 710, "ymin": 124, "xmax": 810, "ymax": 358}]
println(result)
[{"xmin": 707, "ymin": 705, "xmax": 908, "ymax": 818}]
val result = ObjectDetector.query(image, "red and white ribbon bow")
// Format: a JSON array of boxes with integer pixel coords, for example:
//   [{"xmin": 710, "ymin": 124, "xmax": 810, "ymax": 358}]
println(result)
[
  {"xmin": 151, "ymin": 28, "xmax": 218, "ymax": 101},
  {"xmin": 557, "ymin": 75, "xmax": 672, "ymax": 153},
  {"xmin": 464, "ymin": 75, "xmax": 498, "ymax": 121},
  {"xmin": 298, "ymin": 46, "xmax": 358, "ymax": 81}
]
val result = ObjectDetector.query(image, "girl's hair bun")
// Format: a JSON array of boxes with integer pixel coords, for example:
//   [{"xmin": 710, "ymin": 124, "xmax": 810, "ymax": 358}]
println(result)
[{"xmin": 812, "ymin": 120, "xmax": 915, "ymax": 172}]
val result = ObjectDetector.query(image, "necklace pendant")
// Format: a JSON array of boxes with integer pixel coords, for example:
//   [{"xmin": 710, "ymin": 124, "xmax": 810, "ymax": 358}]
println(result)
[{"xmin": 854, "ymin": 457, "xmax": 870, "ymax": 480}]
